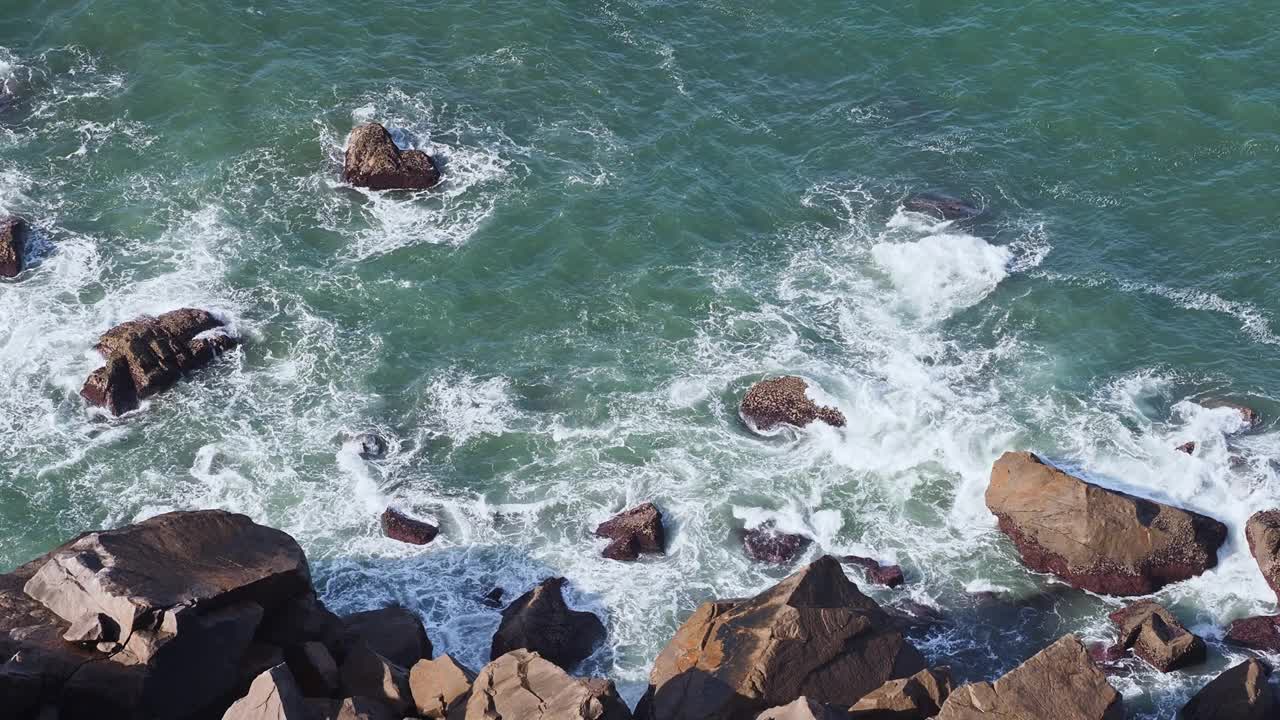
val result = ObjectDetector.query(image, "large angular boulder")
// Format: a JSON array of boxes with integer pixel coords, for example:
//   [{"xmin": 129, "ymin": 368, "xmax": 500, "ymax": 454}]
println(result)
[
  {"xmin": 489, "ymin": 578, "xmax": 605, "ymax": 670},
  {"xmin": 341, "ymin": 607, "xmax": 431, "ymax": 669},
  {"xmin": 756, "ymin": 697, "xmax": 848, "ymax": 720},
  {"xmin": 343, "ymin": 123, "xmax": 440, "ymax": 191},
  {"xmin": 285, "ymin": 641, "xmax": 340, "ymax": 697},
  {"xmin": 594, "ymin": 503, "xmax": 665, "ymax": 561},
  {"xmin": 637, "ymin": 556, "xmax": 926, "ymax": 720},
  {"xmin": 380, "ymin": 508, "xmax": 438, "ymax": 546},
  {"xmin": 1246, "ymin": 510, "xmax": 1280, "ymax": 603},
  {"xmin": 936, "ymin": 635, "xmax": 1121, "ymax": 720},
  {"xmin": 1224, "ymin": 615, "xmax": 1280, "ymax": 653},
  {"xmin": 986, "ymin": 452, "xmax": 1227, "ymax": 595},
  {"xmin": 1107, "ymin": 602, "xmax": 1205, "ymax": 673},
  {"xmin": 463, "ymin": 650, "xmax": 630, "ymax": 720},
  {"xmin": 80, "ymin": 308, "xmax": 240, "ymax": 415},
  {"xmin": 740, "ymin": 376, "xmax": 846, "ymax": 432},
  {"xmin": 1179, "ymin": 659, "xmax": 1276, "ymax": 719},
  {"xmin": 222, "ymin": 664, "xmax": 312, "ymax": 720},
  {"xmin": 850, "ymin": 667, "xmax": 952, "ymax": 718},
  {"xmin": 1, "ymin": 214, "xmax": 27, "ymax": 277},
  {"xmin": 410, "ymin": 654, "xmax": 475, "ymax": 718}
]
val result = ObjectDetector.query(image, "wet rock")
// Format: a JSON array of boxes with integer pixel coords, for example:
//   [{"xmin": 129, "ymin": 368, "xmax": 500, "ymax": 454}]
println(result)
[
  {"xmin": 1246, "ymin": 509, "xmax": 1280, "ymax": 603},
  {"xmin": 742, "ymin": 522, "xmax": 811, "ymax": 564},
  {"xmin": 490, "ymin": 578, "xmax": 605, "ymax": 670},
  {"xmin": 903, "ymin": 192, "xmax": 981, "ymax": 221},
  {"xmin": 79, "ymin": 308, "xmax": 239, "ymax": 415},
  {"xmin": 1225, "ymin": 615, "xmax": 1280, "ymax": 653},
  {"xmin": 637, "ymin": 556, "xmax": 926, "ymax": 720},
  {"xmin": 222, "ymin": 664, "xmax": 313, "ymax": 720},
  {"xmin": 757, "ymin": 697, "xmax": 849, "ymax": 720},
  {"xmin": 285, "ymin": 641, "xmax": 340, "ymax": 697},
  {"xmin": 1201, "ymin": 399, "xmax": 1262, "ymax": 431},
  {"xmin": 1179, "ymin": 659, "xmax": 1277, "ymax": 720},
  {"xmin": 410, "ymin": 654, "xmax": 475, "ymax": 718},
  {"xmin": 936, "ymin": 635, "xmax": 1121, "ymax": 720},
  {"xmin": 849, "ymin": 667, "xmax": 952, "ymax": 718},
  {"xmin": 464, "ymin": 649, "xmax": 631, "ymax": 720},
  {"xmin": 482, "ymin": 588, "xmax": 505, "ymax": 608},
  {"xmin": 343, "ymin": 122, "xmax": 440, "ymax": 191},
  {"xmin": 740, "ymin": 376, "xmax": 846, "ymax": 432},
  {"xmin": 1176, "ymin": 441, "xmax": 1196, "ymax": 455},
  {"xmin": 1, "ymin": 214, "xmax": 27, "ymax": 278},
  {"xmin": 595, "ymin": 503, "xmax": 665, "ymax": 561},
  {"xmin": 986, "ymin": 452, "xmax": 1227, "ymax": 595},
  {"xmin": 354, "ymin": 433, "xmax": 388, "ymax": 460},
  {"xmin": 339, "ymin": 643, "xmax": 413, "ymax": 715},
  {"xmin": 380, "ymin": 507, "xmax": 439, "ymax": 545},
  {"xmin": 1107, "ymin": 601, "xmax": 1205, "ymax": 673},
  {"xmin": 1085, "ymin": 642, "xmax": 1126, "ymax": 668},
  {"xmin": 341, "ymin": 607, "xmax": 431, "ymax": 669},
  {"xmin": 843, "ymin": 556, "xmax": 906, "ymax": 588}
]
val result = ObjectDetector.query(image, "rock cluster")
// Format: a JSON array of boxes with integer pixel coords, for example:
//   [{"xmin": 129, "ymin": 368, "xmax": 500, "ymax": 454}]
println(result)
[
  {"xmin": 849, "ymin": 667, "xmax": 952, "ymax": 717},
  {"xmin": 1107, "ymin": 601, "xmax": 1205, "ymax": 672},
  {"xmin": 594, "ymin": 503, "xmax": 665, "ymax": 561},
  {"xmin": 1, "ymin": 214, "xmax": 27, "ymax": 277},
  {"xmin": 343, "ymin": 123, "xmax": 440, "ymax": 191},
  {"xmin": 739, "ymin": 376, "xmax": 846, "ymax": 432}
]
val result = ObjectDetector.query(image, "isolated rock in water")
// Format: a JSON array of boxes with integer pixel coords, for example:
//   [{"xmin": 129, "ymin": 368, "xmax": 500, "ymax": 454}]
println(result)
[
  {"xmin": 490, "ymin": 577, "xmax": 605, "ymax": 670},
  {"xmin": 638, "ymin": 556, "xmax": 926, "ymax": 720},
  {"xmin": 850, "ymin": 667, "xmax": 953, "ymax": 718},
  {"xmin": 0, "ymin": 215, "xmax": 27, "ymax": 277},
  {"xmin": 355, "ymin": 432, "xmax": 389, "ymax": 459},
  {"xmin": 339, "ymin": 643, "xmax": 413, "ymax": 714},
  {"xmin": 1176, "ymin": 441, "xmax": 1196, "ymax": 455},
  {"xmin": 482, "ymin": 587, "xmax": 505, "ymax": 608},
  {"xmin": 595, "ymin": 503, "xmax": 665, "ymax": 561},
  {"xmin": 1201, "ymin": 399, "xmax": 1262, "ymax": 430},
  {"xmin": 936, "ymin": 635, "xmax": 1121, "ymax": 720},
  {"xmin": 756, "ymin": 697, "xmax": 849, "ymax": 720},
  {"xmin": 380, "ymin": 507, "xmax": 439, "ymax": 545},
  {"xmin": 343, "ymin": 122, "xmax": 440, "ymax": 190},
  {"xmin": 464, "ymin": 649, "xmax": 631, "ymax": 720},
  {"xmin": 1107, "ymin": 601, "xmax": 1205, "ymax": 673},
  {"xmin": 843, "ymin": 555, "xmax": 906, "ymax": 588},
  {"xmin": 1246, "ymin": 509, "xmax": 1280, "ymax": 603},
  {"xmin": 1179, "ymin": 659, "xmax": 1277, "ymax": 720},
  {"xmin": 79, "ymin": 308, "xmax": 239, "ymax": 415},
  {"xmin": 410, "ymin": 654, "xmax": 476, "ymax": 718},
  {"xmin": 742, "ymin": 522, "xmax": 811, "ymax": 564},
  {"xmin": 903, "ymin": 192, "xmax": 981, "ymax": 221},
  {"xmin": 223, "ymin": 664, "xmax": 312, "ymax": 720},
  {"xmin": 740, "ymin": 376, "xmax": 846, "ymax": 432},
  {"xmin": 986, "ymin": 452, "xmax": 1227, "ymax": 595},
  {"xmin": 342, "ymin": 607, "xmax": 432, "ymax": 669},
  {"xmin": 1224, "ymin": 615, "xmax": 1280, "ymax": 653}
]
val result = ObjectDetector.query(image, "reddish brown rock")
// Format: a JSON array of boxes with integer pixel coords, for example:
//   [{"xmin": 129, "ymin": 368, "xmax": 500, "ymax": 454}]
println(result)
[
  {"xmin": 343, "ymin": 123, "xmax": 440, "ymax": 191},
  {"xmin": 595, "ymin": 503, "xmax": 665, "ymax": 561},
  {"xmin": 742, "ymin": 522, "xmax": 811, "ymax": 564},
  {"xmin": 339, "ymin": 643, "xmax": 413, "ymax": 715},
  {"xmin": 637, "ymin": 556, "xmax": 926, "ymax": 720},
  {"xmin": 1, "ymin": 214, "xmax": 27, "ymax": 278},
  {"xmin": 409, "ymin": 654, "xmax": 475, "ymax": 718},
  {"xmin": 1179, "ymin": 659, "xmax": 1277, "ymax": 720},
  {"xmin": 986, "ymin": 452, "xmax": 1226, "ymax": 595},
  {"xmin": 380, "ymin": 508, "xmax": 438, "ymax": 546},
  {"xmin": 850, "ymin": 667, "xmax": 952, "ymax": 718},
  {"xmin": 1246, "ymin": 509, "xmax": 1280, "ymax": 603},
  {"xmin": 341, "ymin": 607, "xmax": 432, "ymax": 669},
  {"xmin": 1225, "ymin": 615, "xmax": 1280, "ymax": 653},
  {"xmin": 740, "ymin": 376, "xmax": 846, "ymax": 432},
  {"xmin": 843, "ymin": 556, "xmax": 906, "ymax": 588},
  {"xmin": 463, "ymin": 650, "xmax": 631, "ymax": 720},
  {"xmin": 490, "ymin": 578, "xmax": 605, "ymax": 670},
  {"xmin": 1107, "ymin": 601, "xmax": 1205, "ymax": 673},
  {"xmin": 903, "ymin": 192, "xmax": 981, "ymax": 221}
]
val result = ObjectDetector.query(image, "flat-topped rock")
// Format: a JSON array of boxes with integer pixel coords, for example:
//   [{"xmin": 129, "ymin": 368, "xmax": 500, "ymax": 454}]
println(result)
[
  {"xmin": 1225, "ymin": 615, "xmax": 1280, "ymax": 653},
  {"xmin": 850, "ymin": 667, "xmax": 952, "ymax": 718},
  {"xmin": 740, "ymin": 376, "xmax": 846, "ymax": 432},
  {"xmin": 343, "ymin": 122, "xmax": 440, "ymax": 191}
]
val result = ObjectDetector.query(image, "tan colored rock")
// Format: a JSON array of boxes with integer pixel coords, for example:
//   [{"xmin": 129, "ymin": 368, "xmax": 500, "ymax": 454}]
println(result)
[
  {"xmin": 850, "ymin": 667, "xmax": 952, "ymax": 718},
  {"xmin": 757, "ymin": 697, "xmax": 849, "ymax": 719},
  {"xmin": 0, "ymin": 215, "xmax": 26, "ymax": 277},
  {"xmin": 740, "ymin": 376, "xmax": 846, "ymax": 431},
  {"xmin": 1246, "ymin": 509, "xmax": 1280, "ymax": 603},
  {"xmin": 463, "ymin": 650, "xmax": 630, "ymax": 720},
  {"xmin": 1179, "ymin": 659, "xmax": 1277, "ymax": 720},
  {"xmin": 343, "ymin": 123, "xmax": 440, "ymax": 191},
  {"xmin": 411, "ymin": 654, "xmax": 475, "ymax": 718},
  {"xmin": 222, "ymin": 664, "xmax": 312, "ymax": 720},
  {"xmin": 339, "ymin": 643, "xmax": 413, "ymax": 715}
]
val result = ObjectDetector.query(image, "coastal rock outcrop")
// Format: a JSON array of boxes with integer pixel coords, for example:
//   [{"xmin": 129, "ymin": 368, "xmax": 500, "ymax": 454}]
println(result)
[
  {"xmin": 380, "ymin": 508, "xmax": 439, "ymax": 546},
  {"xmin": 464, "ymin": 650, "xmax": 631, "ymax": 720},
  {"xmin": 489, "ymin": 578, "xmax": 605, "ymax": 670},
  {"xmin": 636, "ymin": 555, "xmax": 926, "ymax": 720},
  {"xmin": 80, "ymin": 308, "xmax": 239, "ymax": 415},
  {"xmin": 936, "ymin": 635, "xmax": 1121, "ymax": 720},
  {"xmin": 742, "ymin": 522, "xmax": 811, "ymax": 564},
  {"xmin": 1, "ymin": 214, "xmax": 27, "ymax": 277},
  {"xmin": 1107, "ymin": 602, "xmax": 1205, "ymax": 672},
  {"xmin": 849, "ymin": 667, "xmax": 952, "ymax": 718},
  {"xmin": 594, "ymin": 503, "xmax": 665, "ymax": 561},
  {"xmin": 740, "ymin": 376, "xmax": 846, "ymax": 432},
  {"xmin": 903, "ymin": 192, "xmax": 981, "ymax": 221},
  {"xmin": 343, "ymin": 122, "xmax": 440, "ymax": 191},
  {"xmin": 843, "ymin": 556, "xmax": 906, "ymax": 588},
  {"xmin": 986, "ymin": 452, "xmax": 1227, "ymax": 595},
  {"xmin": 1178, "ymin": 659, "xmax": 1276, "ymax": 720},
  {"xmin": 1246, "ymin": 509, "xmax": 1280, "ymax": 602},
  {"xmin": 410, "ymin": 654, "xmax": 475, "ymax": 718}
]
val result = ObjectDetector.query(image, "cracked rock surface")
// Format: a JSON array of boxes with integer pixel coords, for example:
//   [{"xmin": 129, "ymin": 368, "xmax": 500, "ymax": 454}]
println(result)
[{"xmin": 464, "ymin": 649, "xmax": 630, "ymax": 720}]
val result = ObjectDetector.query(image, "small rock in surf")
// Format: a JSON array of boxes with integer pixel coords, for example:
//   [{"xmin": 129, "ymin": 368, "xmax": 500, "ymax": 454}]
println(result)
[
  {"xmin": 343, "ymin": 122, "xmax": 440, "ymax": 191},
  {"xmin": 740, "ymin": 376, "xmax": 846, "ymax": 432}
]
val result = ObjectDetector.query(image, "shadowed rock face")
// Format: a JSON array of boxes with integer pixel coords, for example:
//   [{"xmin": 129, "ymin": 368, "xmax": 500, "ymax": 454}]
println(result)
[
  {"xmin": 595, "ymin": 503, "xmax": 665, "ymax": 561},
  {"xmin": 464, "ymin": 650, "xmax": 631, "ymax": 720},
  {"xmin": 0, "ymin": 215, "xmax": 26, "ymax": 277},
  {"xmin": 902, "ymin": 193, "xmax": 982, "ymax": 221},
  {"xmin": 1107, "ymin": 602, "xmax": 1205, "ymax": 673},
  {"xmin": 1246, "ymin": 510, "xmax": 1280, "ymax": 603},
  {"xmin": 343, "ymin": 122, "xmax": 440, "ymax": 191},
  {"xmin": 489, "ymin": 578, "xmax": 605, "ymax": 670},
  {"xmin": 638, "ymin": 556, "xmax": 926, "ymax": 720},
  {"xmin": 740, "ymin": 376, "xmax": 846, "ymax": 432},
  {"xmin": 936, "ymin": 635, "xmax": 1121, "ymax": 720},
  {"xmin": 1179, "ymin": 660, "xmax": 1277, "ymax": 720},
  {"xmin": 986, "ymin": 452, "xmax": 1226, "ymax": 595},
  {"xmin": 850, "ymin": 667, "xmax": 952, "ymax": 718}
]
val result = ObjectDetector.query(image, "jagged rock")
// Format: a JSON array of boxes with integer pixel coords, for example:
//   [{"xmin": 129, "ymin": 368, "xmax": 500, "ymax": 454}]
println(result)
[
  {"xmin": 343, "ymin": 123, "xmax": 440, "ymax": 191},
  {"xmin": 742, "ymin": 522, "xmax": 810, "ymax": 564},
  {"xmin": 341, "ymin": 607, "xmax": 431, "ymax": 669},
  {"xmin": 1176, "ymin": 441, "xmax": 1196, "ymax": 455},
  {"xmin": 1, "ymin": 214, "xmax": 27, "ymax": 277},
  {"xmin": 740, "ymin": 376, "xmax": 846, "ymax": 432},
  {"xmin": 1179, "ymin": 659, "xmax": 1276, "ymax": 719},
  {"xmin": 354, "ymin": 433, "xmax": 388, "ymax": 460},
  {"xmin": 410, "ymin": 654, "xmax": 475, "ymax": 718},
  {"xmin": 757, "ymin": 697, "xmax": 848, "ymax": 719},
  {"xmin": 482, "ymin": 588, "xmax": 505, "ymax": 608},
  {"xmin": 937, "ymin": 635, "xmax": 1120, "ymax": 719},
  {"xmin": 986, "ymin": 452, "xmax": 1226, "ymax": 595},
  {"xmin": 489, "ymin": 578, "xmax": 605, "ymax": 670},
  {"xmin": 286, "ymin": 641, "xmax": 340, "ymax": 697},
  {"xmin": 222, "ymin": 664, "xmax": 313, "ymax": 720},
  {"xmin": 339, "ymin": 643, "xmax": 413, "ymax": 715},
  {"xmin": 1107, "ymin": 601, "xmax": 1205, "ymax": 672},
  {"xmin": 463, "ymin": 650, "xmax": 631, "ymax": 720},
  {"xmin": 79, "ymin": 308, "xmax": 239, "ymax": 415},
  {"xmin": 850, "ymin": 667, "xmax": 952, "ymax": 718},
  {"xmin": 637, "ymin": 556, "xmax": 926, "ymax": 720},
  {"xmin": 380, "ymin": 508, "xmax": 439, "ymax": 546},
  {"xmin": 1225, "ymin": 615, "xmax": 1280, "ymax": 653},
  {"xmin": 1201, "ymin": 399, "xmax": 1262, "ymax": 431},
  {"xmin": 256, "ymin": 591, "xmax": 345, "ymax": 660},
  {"xmin": 903, "ymin": 192, "xmax": 981, "ymax": 221},
  {"xmin": 595, "ymin": 503, "xmax": 665, "ymax": 561},
  {"xmin": 843, "ymin": 556, "xmax": 906, "ymax": 588},
  {"xmin": 1246, "ymin": 510, "xmax": 1280, "ymax": 603}
]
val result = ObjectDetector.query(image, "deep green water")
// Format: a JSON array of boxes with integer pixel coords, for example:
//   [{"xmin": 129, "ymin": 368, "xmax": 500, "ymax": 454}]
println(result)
[{"xmin": 2, "ymin": 1, "xmax": 1278, "ymax": 715}]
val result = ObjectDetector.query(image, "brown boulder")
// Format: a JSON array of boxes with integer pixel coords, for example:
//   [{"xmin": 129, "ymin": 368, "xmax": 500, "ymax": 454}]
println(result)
[
  {"xmin": 80, "ymin": 308, "xmax": 239, "ymax": 415},
  {"xmin": 637, "ymin": 556, "xmax": 926, "ymax": 720},
  {"xmin": 380, "ymin": 508, "xmax": 438, "ymax": 545},
  {"xmin": 595, "ymin": 503, "xmax": 666, "ymax": 561},
  {"xmin": 222, "ymin": 664, "xmax": 313, "ymax": 720},
  {"xmin": 339, "ymin": 643, "xmax": 413, "ymax": 715},
  {"xmin": 986, "ymin": 452, "xmax": 1226, "ymax": 595},
  {"xmin": 742, "ymin": 523, "xmax": 810, "ymax": 564},
  {"xmin": 490, "ymin": 578, "xmax": 605, "ymax": 670},
  {"xmin": 1246, "ymin": 509, "xmax": 1280, "ymax": 603},
  {"xmin": 343, "ymin": 123, "xmax": 440, "ymax": 191},
  {"xmin": 1, "ymin": 214, "xmax": 27, "ymax": 277},
  {"xmin": 1179, "ymin": 659, "xmax": 1277, "ymax": 720},
  {"xmin": 462, "ymin": 650, "xmax": 631, "ymax": 720},
  {"xmin": 757, "ymin": 697, "xmax": 849, "ymax": 720},
  {"xmin": 740, "ymin": 376, "xmax": 846, "ymax": 432},
  {"xmin": 341, "ymin": 607, "xmax": 432, "ymax": 669},
  {"xmin": 1224, "ymin": 615, "xmax": 1280, "ymax": 653},
  {"xmin": 1107, "ymin": 601, "xmax": 1205, "ymax": 672},
  {"xmin": 842, "ymin": 556, "xmax": 905, "ymax": 589},
  {"xmin": 936, "ymin": 635, "xmax": 1121, "ymax": 720},
  {"xmin": 410, "ymin": 654, "xmax": 475, "ymax": 718},
  {"xmin": 849, "ymin": 667, "xmax": 952, "ymax": 718}
]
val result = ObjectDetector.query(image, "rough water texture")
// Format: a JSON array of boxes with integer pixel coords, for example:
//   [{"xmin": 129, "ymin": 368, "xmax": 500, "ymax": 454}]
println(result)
[{"xmin": 1, "ymin": 2, "xmax": 1279, "ymax": 717}]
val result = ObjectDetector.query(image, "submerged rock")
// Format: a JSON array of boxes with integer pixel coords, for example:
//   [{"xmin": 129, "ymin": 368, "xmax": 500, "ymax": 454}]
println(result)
[
  {"xmin": 343, "ymin": 122, "xmax": 440, "ymax": 191},
  {"xmin": 843, "ymin": 555, "xmax": 906, "ymax": 588},
  {"xmin": 903, "ymin": 192, "xmax": 982, "ymax": 221},
  {"xmin": 1, "ymin": 214, "xmax": 27, "ymax": 278},
  {"xmin": 637, "ymin": 556, "xmax": 926, "ymax": 720},
  {"xmin": 740, "ymin": 376, "xmax": 846, "ymax": 432},
  {"xmin": 986, "ymin": 452, "xmax": 1226, "ymax": 595},
  {"xmin": 1246, "ymin": 509, "xmax": 1280, "ymax": 603},
  {"xmin": 742, "ymin": 522, "xmax": 811, "ymax": 564},
  {"xmin": 595, "ymin": 503, "xmax": 666, "ymax": 561},
  {"xmin": 1179, "ymin": 659, "xmax": 1277, "ymax": 720},
  {"xmin": 80, "ymin": 308, "xmax": 239, "ymax": 416},
  {"xmin": 1107, "ymin": 601, "xmax": 1205, "ymax": 673},
  {"xmin": 464, "ymin": 650, "xmax": 631, "ymax": 720},
  {"xmin": 490, "ymin": 578, "xmax": 605, "ymax": 670},
  {"xmin": 380, "ymin": 507, "xmax": 438, "ymax": 546},
  {"xmin": 850, "ymin": 667, "xmax": 952, "ymax": 718},
  {"xmin": 1224, "ymin": 614, "xmax": 1280, "ymax": 653},
  {"xmin": 354, "ymin": 432, "xmax": 389, "ymax": 460}
]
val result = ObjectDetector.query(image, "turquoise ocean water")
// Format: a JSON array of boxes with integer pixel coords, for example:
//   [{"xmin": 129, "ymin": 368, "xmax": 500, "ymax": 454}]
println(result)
[{"xmin": 2, "ymin": 1, "xmax": 1278, "ymax": 715}]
